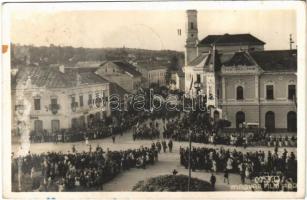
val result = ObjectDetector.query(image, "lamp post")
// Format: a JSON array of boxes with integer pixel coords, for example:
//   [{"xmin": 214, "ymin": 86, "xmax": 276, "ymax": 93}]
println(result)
[
  {"xmin": 187, "ymin": 81, "xmax": 201, "ymax": 191},
  {"xmin": 194, "ymin": 81, "xmax": 201, "ymax": 98}
]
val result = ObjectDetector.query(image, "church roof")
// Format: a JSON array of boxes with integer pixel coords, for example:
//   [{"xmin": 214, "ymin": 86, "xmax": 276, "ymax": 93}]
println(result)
[
  {"xmin": 12, "ymin": 66, "xmax": 108, "ymax": 89},
  {"xmin": 188, "ymin": 54, "xmax": 207, "ymax": 66},
  {"xmin": 198, "ymin": 33, "xmax": 265, "ymax": 47},
  {"xmin": 187, "ymin": 50, "xmax": 222, "ymax": 72}
]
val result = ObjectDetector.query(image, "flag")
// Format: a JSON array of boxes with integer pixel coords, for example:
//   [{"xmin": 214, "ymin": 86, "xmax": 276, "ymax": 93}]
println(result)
[{"xmin": 189, "ymin": 76, "xmax": 193, "ymax": 91}]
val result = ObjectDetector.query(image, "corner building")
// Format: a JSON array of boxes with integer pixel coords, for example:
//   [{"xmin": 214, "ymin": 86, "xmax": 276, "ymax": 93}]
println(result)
[{"xmin": 184, "ymin": 10, "xmax": 297, "ymax": 132}]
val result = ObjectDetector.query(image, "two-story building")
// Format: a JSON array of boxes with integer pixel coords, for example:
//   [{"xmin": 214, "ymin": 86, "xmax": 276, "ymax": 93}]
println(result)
[
  {"xmin": 134, "ymin": 63, "xmax": 168, "ymax": 87},
  {"xmin": 184, "ymin": 10, "xmax": 297, "ymax": 132},
  {"xmin": 95, "ymin": 61, "xmax": 142, "ymax": 93},
  {"xmin": 11, "ymin": 65, "xmax": 110, "ymax": 134}
]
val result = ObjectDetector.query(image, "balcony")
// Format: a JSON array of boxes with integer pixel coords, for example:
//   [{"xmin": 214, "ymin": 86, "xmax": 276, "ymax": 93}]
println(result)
[
  {"xmin": 71, "ymin": 102, "xmax": 79, "ymax": 112},
  {"xmin": 15, "ymin": 104, "xmax": 25, "ymax": 115},
  {"xmin": 49, "ymin": 104, "xmax": 60, "ymax": 115}
]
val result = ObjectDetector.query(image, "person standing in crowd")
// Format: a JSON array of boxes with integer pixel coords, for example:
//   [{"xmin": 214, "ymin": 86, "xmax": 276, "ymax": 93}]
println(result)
[
  {"xmin": 210, "ymin": 173, "xmax": 216, "ymax": 190},
  {"xmin": 85, "ymin": 136, "xmax": 89, "ymax": 146},
  {"xmin": 238, "ymin": 162, "xmax": 245, "ymax": 184},
  {"xmin": 156, "ymin": 141, "xmax": 162, "ymax": 153},
  {"xmin": 120, "ymin": 121, "xmax": 124, "ymax": 136},
  {"xmin": 224, "ymin": 169, "xmax": 229, "ymax": 184},
  {"xmin": 72, "ymin": 145, "xmax": 76, "ymax": 153},
  {"xmin": 162, "ymin": 140, "xmax": 167, "ymax": 153},
  {"xmin": 112, "ymin": 134, "xmax": 116, "ymax": 143},
  {"xmin": 168, "ymin": 139, "xmax": 173, "ymax": 153}
]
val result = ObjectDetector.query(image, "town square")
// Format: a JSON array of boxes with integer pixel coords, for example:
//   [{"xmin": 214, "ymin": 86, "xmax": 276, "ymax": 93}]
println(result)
[{"xmin": 8, "ymin": 7, "xmax": 298, "ymax": 193}]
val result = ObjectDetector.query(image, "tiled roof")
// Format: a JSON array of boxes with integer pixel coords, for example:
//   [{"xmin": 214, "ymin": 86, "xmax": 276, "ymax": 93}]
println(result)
[
  {"xmin": 104, "ymin": 61, "xmax": 142, "ymax": 77},
  {"xmin": 12, "ymin": 66, "xmax": 108, "ymax": 89},
  {"xmin": 188, "ymin": 54, "xmax": 207, "ymax": 66},
  {"xmin": 250, "ymin": 50, "xmax": 297, "ymax": 72},
  {"xmin": 223, "ymin": 51, "xmax": 256, "ymax": 66},
  {"xmin": 187, "ymin": 50, "xmax": 297, "ymax": 72},
  {"xmin": 79, "ymin": 72, "xmax": 109, "ymax": 85},
  {"xmin": 198, "ymin": 33, "xmax": 265, "ymax": 46},
  {"xmin": 109, "ymin": 82, "xmax": 129, "ymax": 97},
  {"xmin": 188, "ymin": 51, "xmax": 221, "ymax": 71}
]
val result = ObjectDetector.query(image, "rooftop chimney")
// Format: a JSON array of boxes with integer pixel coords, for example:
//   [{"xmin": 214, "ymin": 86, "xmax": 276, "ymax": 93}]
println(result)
[
  {"xmin": 59, "ymin": 65, "xmax": 65, "ymax": 73},
  {"xmin": 76, "ymin": 73, "xmax": 81, "ymax": 86}
]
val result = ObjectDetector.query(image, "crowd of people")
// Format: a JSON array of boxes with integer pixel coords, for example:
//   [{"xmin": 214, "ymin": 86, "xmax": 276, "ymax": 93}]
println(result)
[
  {"xmin": 157, "ymin": 112, "xmax": 297, "ymax": 147},
  {"xmin": 180, "ymin": 146, "xmax": 297, "ymax": 191},
  {"xmin": 133, "ymin": 121, "xmax": 160, "ymax": 140},
  {"xmin": 12, "ymin": 145, "xmax": 161, "ymax": 192},
  {"xmin": 29, "ymin": 113, "xmax": 141, "ymax": 143}
]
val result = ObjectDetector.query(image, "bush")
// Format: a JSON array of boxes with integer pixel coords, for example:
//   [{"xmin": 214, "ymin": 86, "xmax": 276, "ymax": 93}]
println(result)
[{"xmin": 132, "ymin": 174, "xmax": 213, "ymax": 192}]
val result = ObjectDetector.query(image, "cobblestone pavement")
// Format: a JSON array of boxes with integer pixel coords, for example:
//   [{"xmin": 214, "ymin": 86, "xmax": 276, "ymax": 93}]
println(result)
[{"xmin": 12, "ymin": 124, "xmax": 297, "ymax": 191}]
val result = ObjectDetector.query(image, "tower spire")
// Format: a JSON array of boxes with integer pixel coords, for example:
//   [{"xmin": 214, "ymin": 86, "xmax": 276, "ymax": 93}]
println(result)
[{"xmin": 185, "ymin": 10, "xmax": 199, "ymax": 65}]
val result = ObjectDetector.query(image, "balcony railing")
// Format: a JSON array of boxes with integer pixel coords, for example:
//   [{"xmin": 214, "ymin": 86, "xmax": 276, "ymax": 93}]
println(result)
[
  {"xmin": 15, "ymin": 104, "xmax": 25, "ymax": 115},
  {"xmin": 49, "ymin": 104, "xmax": 60, "ymax": 114},
  {"xmin": 71, "ymin": 102, "xmax": 78, "ymax": 112}
]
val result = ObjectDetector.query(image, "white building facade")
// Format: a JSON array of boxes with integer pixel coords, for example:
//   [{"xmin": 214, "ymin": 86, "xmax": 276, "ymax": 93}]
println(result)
[
  {"xmin": 183, "ymin": 10, "xmax": 297, "ymax": 132},
  {"xmin": 12, "ymin": 66, "xmax": 110, "ymax": 135}
]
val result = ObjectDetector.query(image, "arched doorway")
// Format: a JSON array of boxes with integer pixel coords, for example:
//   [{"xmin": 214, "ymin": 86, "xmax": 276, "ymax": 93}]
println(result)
[
  {"xmin": 236, "ymin": 111, "xmax": 245, "ymax": 129},
  {"xmin": 287, "ymin": 111, "xmax": 297, "ymax": 132},
  {"xmin": 265, "ymin": 111, "xmax": 275, "ymax": 132}
]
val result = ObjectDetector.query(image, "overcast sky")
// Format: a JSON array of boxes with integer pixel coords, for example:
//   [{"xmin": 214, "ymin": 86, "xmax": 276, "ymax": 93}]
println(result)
[{"xmin": 10, "ymin": 10, "xmax": 296, "ymax": 51}]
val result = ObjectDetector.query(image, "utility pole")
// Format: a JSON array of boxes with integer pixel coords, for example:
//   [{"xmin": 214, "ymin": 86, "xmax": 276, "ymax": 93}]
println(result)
[
  {"xmin": 289, "ymin": 34, "xmax": 294, "ymax": 50},
  {"xmin": 188, "ymin": 129, "xmax": 192, "ymax": 191}
]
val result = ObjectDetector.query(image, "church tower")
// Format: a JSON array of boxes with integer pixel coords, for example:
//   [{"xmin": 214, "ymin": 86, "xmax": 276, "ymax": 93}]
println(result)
[{"xmin": 185, "ymin": 10, "xmax": 198, "ymax": 65}]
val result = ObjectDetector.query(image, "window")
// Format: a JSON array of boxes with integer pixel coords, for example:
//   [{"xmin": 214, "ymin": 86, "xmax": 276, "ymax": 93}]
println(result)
[
  {"xmin": 79, "ymin": 95, "xmax": 84, "ymax": 107},
  {"xmin": 71, "ymin": 96, "xmax": 76, "ymax": 104},
  {"xmin": 51, "ymin": 120, "xmax": 60, "ymax": 133},
  {"xmin": 196, "ymin": 74, "xmax": 201, "ymax": 83},
  {"xmin": 288, "ymin": 85, "xmax": 296, "ymax": 100},
  {"xmin": 34, "ymin": 98, "xmax": 41, "ymax": 110},
  {"xmin": 51, "ymin": 98, "xmax": 57, "ymax": 105},
  {"xmin": 190, "ymin": 22, "xmax": 194, "ymax": 29},
  {"xmin": 236, "ymin": 86, "xmax": 244, "ymax": 100},
  {"xmin": 34, "ymin": 120, "xmax": 43, "ymax": 132},
  {"xmin": 266, "ymin": 85, "xmax": 274, "ymax": 100}
]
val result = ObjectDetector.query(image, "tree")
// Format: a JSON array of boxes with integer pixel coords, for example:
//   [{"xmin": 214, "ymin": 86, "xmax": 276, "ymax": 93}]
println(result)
[{"xmin": 165, "ymin": 55, "xmax": 179, "ymax": 85}]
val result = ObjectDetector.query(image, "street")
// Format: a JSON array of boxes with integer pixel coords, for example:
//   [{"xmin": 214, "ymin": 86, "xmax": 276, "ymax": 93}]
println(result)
[{"xmin": 12, "ymin": 123, "xmax": 297, "ymax": 191}]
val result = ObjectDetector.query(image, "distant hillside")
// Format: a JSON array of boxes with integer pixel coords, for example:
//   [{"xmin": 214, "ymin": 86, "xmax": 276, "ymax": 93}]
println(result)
[{"xmin": 11, "ymin": 44, "xmax": 184, "ymax": 69}]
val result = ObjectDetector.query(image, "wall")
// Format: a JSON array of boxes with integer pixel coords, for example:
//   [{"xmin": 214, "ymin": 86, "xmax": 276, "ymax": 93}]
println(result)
[
  {"xmin": 224, "ymin": 75, "xmax": 256, "ymax": 101},
  {"xmin": 259, "ymin": 73, "xmax": 297, "ymax": 101},
  {"xmin": 198, "ymin": 44, "xmax": 264, "ymax": 54},
  {"xmin": 221, "ymin": 72, "xmax": 296, "ymax": 130},
  {"xmin": 148, "ymin": 68, "xmax": 166, "ymax": 86}
]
